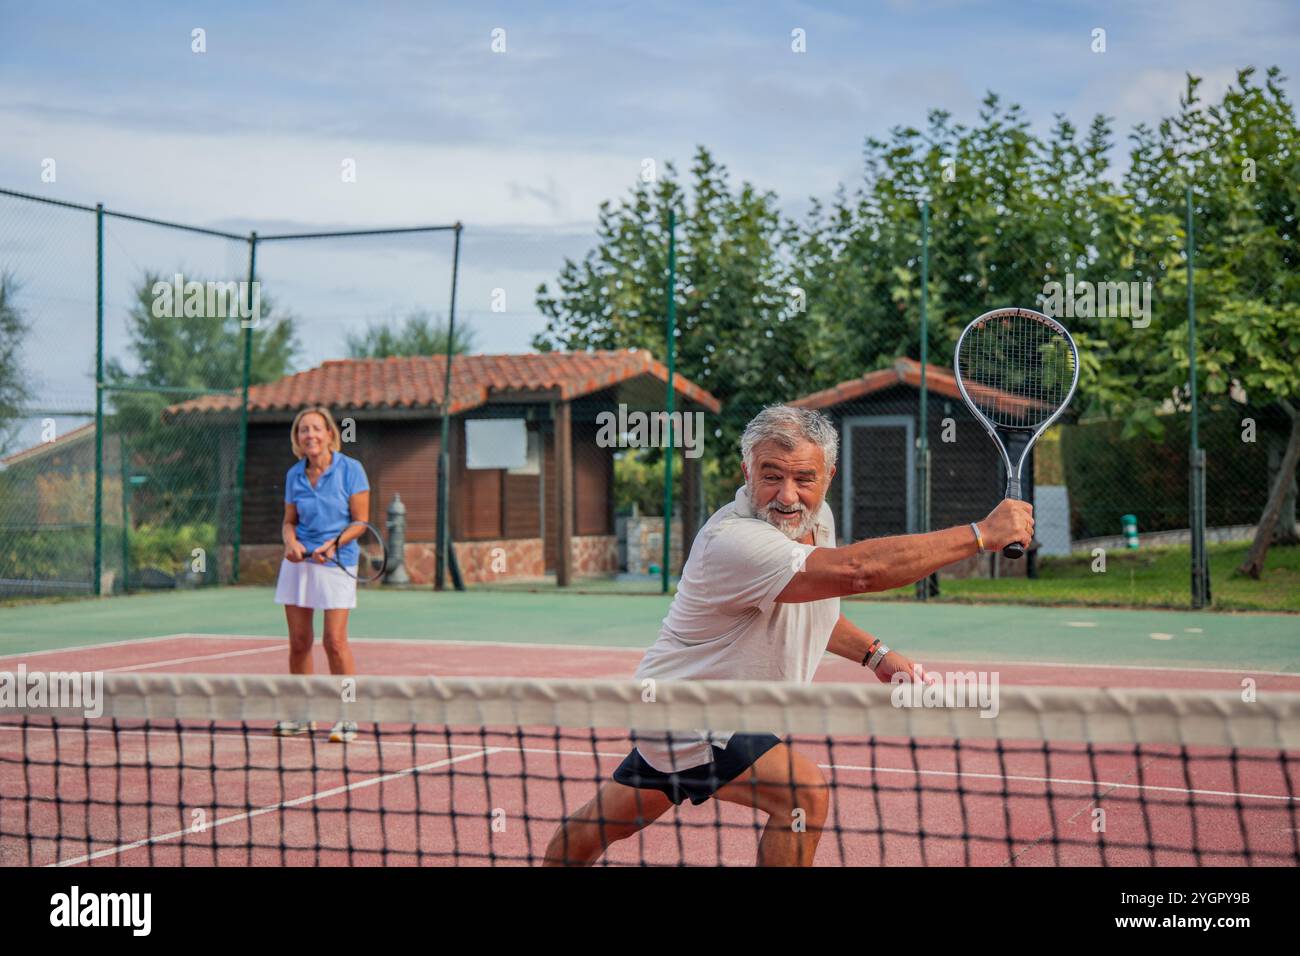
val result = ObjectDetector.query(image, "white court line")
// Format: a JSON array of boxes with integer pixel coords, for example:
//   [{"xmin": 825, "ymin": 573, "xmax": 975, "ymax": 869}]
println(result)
[
  {"xmin": 50, "ymin": 747, "xmax": 503, "ymax": 867},
  {"xmin": 102, "ymin": 644, "xmax": 283, "ymax": 672},
  {"xmin": 175, "ymin": 632, "xmax": 642, "ymax": 655},
  {"xmin": 0, "ymin": 634, "xmax": 199, "ymax": 662},
  {"xmin": 819, "ymin": 760, "xmax": 1298, "ymax": 804}
]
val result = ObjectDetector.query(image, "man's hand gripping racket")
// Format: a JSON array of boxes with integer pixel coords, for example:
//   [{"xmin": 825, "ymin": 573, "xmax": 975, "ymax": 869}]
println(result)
[{"xmin": 953, "ymin": 307, "xmax": 1079, "ymax": 559}]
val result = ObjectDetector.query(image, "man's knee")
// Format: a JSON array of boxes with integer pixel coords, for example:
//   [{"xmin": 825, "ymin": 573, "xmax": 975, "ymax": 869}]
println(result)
[
  {"xmin": 589, "ymin": 783, "xmax": 670, "ymax": 840},
  {"xmin": 735, "ymin": 749, "xmax": 830, "ymax": 824}
]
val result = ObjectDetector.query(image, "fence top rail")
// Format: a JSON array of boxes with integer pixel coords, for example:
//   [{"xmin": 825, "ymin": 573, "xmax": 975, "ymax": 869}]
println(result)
[
  {"xmin": 256, "ymin": 224, "xmax": 461, "ymax": 241},
  {"xmin": 0, "ymin": 186, "xmax": 97, "ymax": 214},
  {"xmin": 2, "ymin": 187, "xmax": 459, "ymax": 244}
]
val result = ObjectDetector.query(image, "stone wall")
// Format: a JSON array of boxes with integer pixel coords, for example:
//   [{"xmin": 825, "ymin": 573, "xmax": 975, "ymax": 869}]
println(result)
[
  {"xmin": 571, "ymin": 534, "xmax": 619, "ymax": 576},
  {"xmin": 239, "ymin": 537, "xmax": 618, "ymax": 586},
  {"xmin": 1071, "ymin": 522, "xmax": 1297, "ymax": 555},
  {"xmin": 450, "ymin": 538, "xmax": 545, "ymax": 584},
  {"xmin": 236, "ymin": 544, "xmax": 284, "ymax": 585},
  {"xmin": 625, "ymin": 517, "xmax": 684, "ymax": 575},
  {"xmin": 932, "ymin": 550, "xmax": 1030, "ymax": 579}
]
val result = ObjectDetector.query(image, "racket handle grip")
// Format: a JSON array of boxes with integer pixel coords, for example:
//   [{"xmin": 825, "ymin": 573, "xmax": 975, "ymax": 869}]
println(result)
[{"xmin": 1002, "ymin": 477, "xmax": 1026, "ymax": 558}]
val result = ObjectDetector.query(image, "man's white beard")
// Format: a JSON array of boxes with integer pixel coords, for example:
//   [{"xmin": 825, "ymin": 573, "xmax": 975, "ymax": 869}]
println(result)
[{"xmin": 746, "ymin": 479, "xmax": 818, "ymax": 541}]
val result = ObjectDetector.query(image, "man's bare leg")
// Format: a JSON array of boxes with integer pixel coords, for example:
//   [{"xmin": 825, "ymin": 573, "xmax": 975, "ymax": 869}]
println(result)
[
  {"xmin": 715, "ymin": 744, "xmax": 829, "ymax": 866},
  {"xmin": 544, "ymin": 781, "xmax": 672, "ymax": 866}
]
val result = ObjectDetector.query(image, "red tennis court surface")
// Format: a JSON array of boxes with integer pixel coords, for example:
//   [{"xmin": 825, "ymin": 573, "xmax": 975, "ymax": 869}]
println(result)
[{"xmin": 3, "ymin": 635, "xmax": 1298, "ymax": 867}]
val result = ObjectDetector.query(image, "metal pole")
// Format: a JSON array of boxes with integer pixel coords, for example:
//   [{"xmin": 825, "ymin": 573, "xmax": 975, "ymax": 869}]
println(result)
[
  {"xmin": 120, "ymin": 434, "xmax": 130, "ymax": 593},
  {"xmin": 93, "ymin": 204, "xmax": 104, "ymax": 595},
  {"xmin": 1186, "ymin": 186, "xmax": 1209, "ymax": 608},
  {"xmin": 232, "ymin": 233, "xmax": 256, "ymax": 585},
  {"xmin": 436, "ymin": 223, "xmax": 463, "ymax": 590},
  {"xmin": 661, "ymin": 210, "xmax": 677, "ymax": 594},
  {"xmin": 916, "ymin": 201, "xmax": 931, "ymax": 601}
]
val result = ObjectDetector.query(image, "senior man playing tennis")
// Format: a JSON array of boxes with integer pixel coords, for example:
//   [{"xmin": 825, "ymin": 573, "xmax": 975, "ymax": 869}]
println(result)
[{"xmin": 544, "ymin": 404, "xmax": 1032, "ymax": 867}]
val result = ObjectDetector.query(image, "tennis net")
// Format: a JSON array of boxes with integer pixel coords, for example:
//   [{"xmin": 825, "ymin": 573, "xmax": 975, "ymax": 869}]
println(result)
[{"xmin": 2, "ymin": 673, "xmax": 1298, "ymax": 866}]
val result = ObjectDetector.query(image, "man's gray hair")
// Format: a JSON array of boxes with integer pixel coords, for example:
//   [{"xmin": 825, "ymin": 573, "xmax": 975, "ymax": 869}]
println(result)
[{"xmin": 740, "ymin": 405, "xmax": 839, "ymax": 472}]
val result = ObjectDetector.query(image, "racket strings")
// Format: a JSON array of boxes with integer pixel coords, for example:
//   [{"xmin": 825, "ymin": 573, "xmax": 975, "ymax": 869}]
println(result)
[{"xmin": 958, "ymin": 312, "xmax": 1075, "ymax": 429}]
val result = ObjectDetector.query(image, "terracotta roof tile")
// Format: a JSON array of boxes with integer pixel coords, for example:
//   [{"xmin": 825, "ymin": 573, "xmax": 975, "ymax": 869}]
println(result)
[
  {"xmin": 164, "ymin": 349, "xmax": 721, "ymax": 419},
  {"xmin": 790, "ymin": 359, "xmax": 967, "ymax": 409}
]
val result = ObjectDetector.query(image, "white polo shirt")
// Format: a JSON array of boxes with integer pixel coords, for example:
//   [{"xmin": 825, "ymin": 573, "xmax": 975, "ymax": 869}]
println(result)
[{"xmin": 632, "ymin": 486, "xmax": 841, "ymax": 771}]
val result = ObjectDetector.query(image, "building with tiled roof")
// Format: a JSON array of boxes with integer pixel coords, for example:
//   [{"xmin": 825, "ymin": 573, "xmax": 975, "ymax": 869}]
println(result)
[
  {"xmin": 789, "ymin": 357, "xmax": 1034, "ymax": 580},
  {"xmin": 172, "ymin": 350, "xmax": 719, "ymax": 588}
]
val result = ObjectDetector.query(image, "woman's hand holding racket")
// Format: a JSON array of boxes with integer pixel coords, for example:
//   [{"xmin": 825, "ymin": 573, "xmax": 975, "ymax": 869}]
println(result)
[
  {"xmin": 310, "ymin": 540, "xmax": 339, "ymax": 564},
  {"xmin": 284, "ymin": 538, "xmax": 308, "ymax": 563},
  {"xmin": 318, "ymin": 521, "xmax": 388, "ymax": 584}
]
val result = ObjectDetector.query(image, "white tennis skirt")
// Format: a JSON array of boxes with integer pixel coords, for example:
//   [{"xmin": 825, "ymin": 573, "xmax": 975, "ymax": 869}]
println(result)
[{"xmin": 274, "ymin": 558, "xmax": 358, "ymax": 610}]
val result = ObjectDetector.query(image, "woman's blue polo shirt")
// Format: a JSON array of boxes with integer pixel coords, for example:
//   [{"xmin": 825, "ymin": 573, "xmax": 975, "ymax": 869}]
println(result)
[{"xmin": 284, "ymin": 451, "xmax": 370, "ymax": 567}]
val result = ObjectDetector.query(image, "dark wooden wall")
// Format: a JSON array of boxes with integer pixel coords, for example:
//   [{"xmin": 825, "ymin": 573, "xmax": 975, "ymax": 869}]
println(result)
[
  {"xmin": 241, "ymin": 412, "xmax": 613, "ymax": 573},
  {"xmin": 824, "ymin": 387, "xmax": 1010, "ymax": 543}
]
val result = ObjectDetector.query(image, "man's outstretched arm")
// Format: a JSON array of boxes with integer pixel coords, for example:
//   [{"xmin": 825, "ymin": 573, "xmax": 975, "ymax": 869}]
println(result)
[
  {"xmin": 777, "ymin": 498, "xmax": 1033, "ymax": 604},
  {"xmin": 826, "ymin": 613, "xmax": 925, "ymax": 683}
]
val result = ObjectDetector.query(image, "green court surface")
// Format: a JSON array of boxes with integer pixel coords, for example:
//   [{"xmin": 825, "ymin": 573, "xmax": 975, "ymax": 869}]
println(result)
[{"xmin": 0, "ymin": 587, "xmax": 1296, "ymax": 672}]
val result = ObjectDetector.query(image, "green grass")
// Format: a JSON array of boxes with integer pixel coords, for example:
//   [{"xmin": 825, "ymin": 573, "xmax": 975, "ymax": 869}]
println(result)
[{"xmin": 876, "ymin": 541, "xmax": 1300, "ymax": 612}]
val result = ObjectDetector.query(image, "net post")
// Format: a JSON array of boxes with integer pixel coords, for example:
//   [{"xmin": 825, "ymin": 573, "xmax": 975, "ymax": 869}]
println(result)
[
  {"xmin": 662, "ymin": 209, "xmax": 677, "ymax": 595},
  {"xmin": 232, "ymin": 232, "xmax": 257, "ymax": 585},
  {"xmin": 93, "ymin": 203, "xmax": 104, "ymax": 595}
]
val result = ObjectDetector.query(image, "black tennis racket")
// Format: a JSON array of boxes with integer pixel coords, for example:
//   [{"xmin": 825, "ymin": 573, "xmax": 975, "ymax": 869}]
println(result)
[
  {"xmin": 953, "ymin": 307, "xmax": 1079, "ymax": 560},
  {"xmin": 320, "ymin": 520, "xmax": 388, "ymax": 584}
]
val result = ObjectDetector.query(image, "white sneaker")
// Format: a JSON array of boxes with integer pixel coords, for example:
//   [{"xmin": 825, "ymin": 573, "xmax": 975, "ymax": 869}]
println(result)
[
  {"xmin": 329, "ymin": 720, "xmax": 358, "ymax": 743},
  {"xmin": 275, "ymin": 720, "xmax": 316, "ymax": 736}
]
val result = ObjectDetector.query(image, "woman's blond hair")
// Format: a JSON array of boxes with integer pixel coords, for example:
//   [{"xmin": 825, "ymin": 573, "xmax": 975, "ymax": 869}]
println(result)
[{"xmin": 289, "ymin": 406, "xmax": 343, "ymax": 459}]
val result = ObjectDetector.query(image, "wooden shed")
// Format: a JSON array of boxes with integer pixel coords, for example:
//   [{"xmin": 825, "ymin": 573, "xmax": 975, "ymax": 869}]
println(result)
[
  {"xmin": 165, "ymin": 349, "xmax": 720, "ymax": 586},
  {"xmin": 790, "ymin": 358, "xmax": 1033, "ymax": 578}
]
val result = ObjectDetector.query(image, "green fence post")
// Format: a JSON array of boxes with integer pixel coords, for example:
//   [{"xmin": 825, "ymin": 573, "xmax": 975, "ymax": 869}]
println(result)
[
  {"xmin": 1186, "ymin": 186, "xmax": 1210, "ymax": 609},
  {"xmin": 119, "ymin": 433, "xmax": 130, "ymax": 592},
  {"xmin": 661, "ymin": 210, "xmax": 677, "ymax": 595},
  {"xmin": 435, "ymin": 223, "xmax": 463, "ymax": 591},
  {"xmin": 94, "ymin": 203, "xmax": 104, "ymax": 596},
  {"xmin": 232, "ymin": 232, "xmax": 256, "ymax": 585},
  {"xmin": 916, "ymin": 201, "xmax": 931, "ymax": 601}
]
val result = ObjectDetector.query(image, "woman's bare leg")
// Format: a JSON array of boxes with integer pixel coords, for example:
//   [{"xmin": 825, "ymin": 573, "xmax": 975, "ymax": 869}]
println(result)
[{"xmin": 284, "ymin": 605, "xmax": 315, "ymax": 674}]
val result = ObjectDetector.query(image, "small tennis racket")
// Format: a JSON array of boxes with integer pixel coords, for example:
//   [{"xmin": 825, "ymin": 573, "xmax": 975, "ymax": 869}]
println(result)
[
  {"xmin": 953, "ymin": 307, "xmax": 1080, "ymax": 560},
  {"xmin": 319, "ymin": 520, "xmax": 388, "ymax": 584}
]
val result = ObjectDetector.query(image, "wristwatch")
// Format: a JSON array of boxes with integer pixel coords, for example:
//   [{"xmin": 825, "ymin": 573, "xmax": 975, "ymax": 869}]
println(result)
[{"xmin": 861, "ymin": 638, "xmax": 890, "ymax": 671}]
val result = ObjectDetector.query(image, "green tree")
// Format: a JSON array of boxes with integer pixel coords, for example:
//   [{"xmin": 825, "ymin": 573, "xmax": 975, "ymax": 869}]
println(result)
[
  {"xmin": 106, "ymin": 273, "xmax": 298, "ymax": 394},
  {"xmin": 0, "ymin": 271, "xmax": 32, "ymax": 455},
  {"xmin": 105, "ymin": 273, "xmax": 300, "ymax": 535},
  {"xmin": 1125, "ymin": 68, "xmax": 1300, "ymax": 575},
  {"xmin": 345, "ymin": 310, "xmax": 475, "ymax": 358},
  {"xmin": 535, "ymin": 147, "xmax": 793, "ymax": 507},
  {"xmin": 790, "ymin": 95, "xmax": 1140, "ymax": 419}
]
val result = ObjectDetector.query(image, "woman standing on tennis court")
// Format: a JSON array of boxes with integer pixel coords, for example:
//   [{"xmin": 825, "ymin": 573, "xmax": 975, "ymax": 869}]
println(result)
[{"xmin": 274, "ymin": 406, "xmax": 370, "ymax": 742}]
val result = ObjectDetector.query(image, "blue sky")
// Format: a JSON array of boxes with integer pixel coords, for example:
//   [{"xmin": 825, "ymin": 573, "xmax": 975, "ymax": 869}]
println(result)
[{"xmin": 1, "ymin": 0, "xmax": 1296, "ymax": 416}]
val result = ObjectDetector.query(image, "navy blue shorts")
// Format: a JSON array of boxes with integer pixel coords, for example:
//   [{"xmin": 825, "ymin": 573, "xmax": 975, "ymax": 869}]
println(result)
[{"xmin": 612, "ymin": 733, "xmax": 782, "ymax": 806}]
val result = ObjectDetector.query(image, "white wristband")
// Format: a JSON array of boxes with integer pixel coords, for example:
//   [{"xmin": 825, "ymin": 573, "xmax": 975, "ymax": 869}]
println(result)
[{"xmin": 970, "ymin": 522, "xmax": 986, "ymax": 554}]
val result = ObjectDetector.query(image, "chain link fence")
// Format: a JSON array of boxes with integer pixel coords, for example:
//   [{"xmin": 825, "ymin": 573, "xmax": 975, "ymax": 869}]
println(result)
[{"xmin": 0, "ymin": 187, "xmax": 462, "ymax": 600}]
